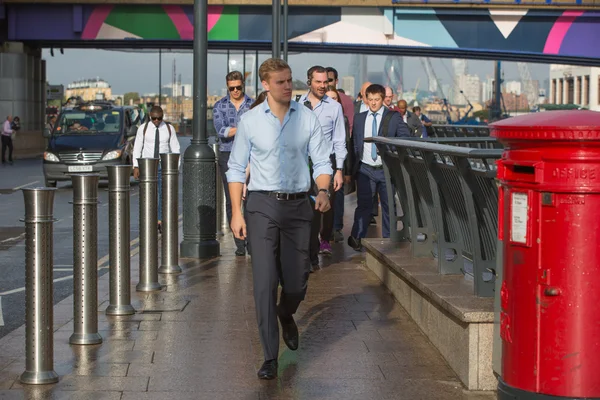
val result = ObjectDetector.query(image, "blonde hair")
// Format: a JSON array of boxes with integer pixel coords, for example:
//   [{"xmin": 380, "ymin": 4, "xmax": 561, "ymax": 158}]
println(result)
[{"xmin": 259, "ymin": 58, "xmax": 291, "ymax": 82}]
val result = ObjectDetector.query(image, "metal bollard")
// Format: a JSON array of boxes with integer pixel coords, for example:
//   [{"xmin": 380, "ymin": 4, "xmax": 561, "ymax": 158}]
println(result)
[
  {"xmin": 69, "ymin": 174, "xmax": 102, "ymax": 345},
  {"xmin": 137, "ymin": 158, "xmax": 162, "ymax": 292},
  {"xmin": 106, "ymin": 165, "xmax": 135, "ymax": 316},
  {"xmin": 159, "ymin": 153, "xmax": 182, "ymax": 274},
  {"xmin": 20, "ymin": 188, "xmax": 59, "ymax": 385}
]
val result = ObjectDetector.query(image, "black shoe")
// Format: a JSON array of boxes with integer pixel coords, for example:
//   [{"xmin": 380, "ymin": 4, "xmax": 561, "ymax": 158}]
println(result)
[
  {"xmin": 257, "ymin": 359, "xmax": 278, "ymax": 380},
  {"xmin": 235, "ymin": 248, "xmax": 246, "ymax": 256},
  {"xmin": 157, "ymin": 222, "xmax": 162, "ymax": 234},
  {"xmin": 333, "ymin": 230, "xmax": 344, "ymax": 243},
  {"xmin": 277, "ymin": 308, "xmax": 299, "ymax": 351},
  {"xmin": 347, "ymin": 236, "xmax": 362, "ymax": 252},
  {"xmin": 370, "ymin": 216, "xmax": 377, "ymax": 225}
]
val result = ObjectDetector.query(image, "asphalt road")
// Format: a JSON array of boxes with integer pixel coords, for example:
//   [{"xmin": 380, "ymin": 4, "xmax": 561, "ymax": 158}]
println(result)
[{"xmin": 0, "ymin": 137, "xmax": 191, "ymax": 339}]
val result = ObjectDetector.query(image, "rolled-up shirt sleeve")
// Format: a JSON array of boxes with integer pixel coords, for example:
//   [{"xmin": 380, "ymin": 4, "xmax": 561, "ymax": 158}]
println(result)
[
  {"xmin": 308, "ymin": 116, "xmax": 333, "ymax": 180},
  {"xmin": 226, "ymin": 118, "xmax": 250, "ymax": 184},
  {"xmin": 213, "ymin": 104, "xmax": 231, "ymax": 138},
  {"xmin": 332, "ymin": 103, "xmax": 347, "ymax": 168}
]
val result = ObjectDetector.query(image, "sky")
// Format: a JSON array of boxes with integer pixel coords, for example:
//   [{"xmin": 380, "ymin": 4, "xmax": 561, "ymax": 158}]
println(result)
[{"xmin": 42, "ymin": 48, "xmax": 552, "ymax": 98}]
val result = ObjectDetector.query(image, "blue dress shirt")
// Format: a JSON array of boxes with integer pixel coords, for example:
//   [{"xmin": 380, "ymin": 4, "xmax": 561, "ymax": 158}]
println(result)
[
  {"xmin": 226, "ymin": 100, "xmax": 333, "ymax": 193},
  {"xmin": 212, "ymin": 94, "xmax": 253, "ymax": 152},
  {"xmin": 297, "ymin": 93, "xmax": 347, "ymax": 168}
]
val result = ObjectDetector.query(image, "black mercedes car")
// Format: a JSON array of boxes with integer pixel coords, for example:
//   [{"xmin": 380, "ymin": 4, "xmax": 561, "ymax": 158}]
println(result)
[{"xmin": 42, "ymin": 101, "xmax": 142, "ymax": 187}]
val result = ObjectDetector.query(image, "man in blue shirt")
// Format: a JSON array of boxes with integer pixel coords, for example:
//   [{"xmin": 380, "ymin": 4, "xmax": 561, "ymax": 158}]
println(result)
[
  {"xmin": 298, "ymin": 65, "xmax": 346, "ymax": 264},
  {"xmin": 227, "ymin": 58, "xmax": 332, "ymax": 380},
  {"xmin": 213, "ymin": 71, "xmax": 253, "ymax": 256}
]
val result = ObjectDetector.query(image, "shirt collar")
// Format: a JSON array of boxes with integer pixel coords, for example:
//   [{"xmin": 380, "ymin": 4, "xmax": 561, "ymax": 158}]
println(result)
[
  {"xmin": 298, "ymin": 92, "xmax": 330, "ymax": 105},
  {"xmin": 260, "ymin": 97, "xmax": 297, "ymax": 115},
  {"xmin": 369, "ymin": 107, "xmax": 385, "ymax": 117},
  {"xmin": 227, "ymin": 93, "xmax": 252, "ymax": 107}
]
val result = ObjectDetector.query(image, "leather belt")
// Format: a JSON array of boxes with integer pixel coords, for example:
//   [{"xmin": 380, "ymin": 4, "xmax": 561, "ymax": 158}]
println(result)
[
  {"xmin": 255, "ymin": 191, "xmax": 308, "ymax": 200},
  {"xmin": 362, "ymin": 162, "xmax": 383, "ymax": 170}
]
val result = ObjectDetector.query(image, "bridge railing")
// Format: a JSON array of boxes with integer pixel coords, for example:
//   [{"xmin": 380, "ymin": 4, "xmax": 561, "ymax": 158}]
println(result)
[
  {"xmin": 431, "ymin": 124, "xmax": 491, "ymax": 138},
  {"xmin": 367, "ymin": 136, "xmax": 503, "ymax": 297}
]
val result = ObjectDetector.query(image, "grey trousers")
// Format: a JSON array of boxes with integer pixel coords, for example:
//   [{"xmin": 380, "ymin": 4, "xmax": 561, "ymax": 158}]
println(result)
[{"xmin": 245, "ymin": 191, "xmax": 313, "ymax": 361}]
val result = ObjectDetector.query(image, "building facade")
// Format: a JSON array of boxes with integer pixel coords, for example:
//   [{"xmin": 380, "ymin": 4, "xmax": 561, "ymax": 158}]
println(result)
[
  {"xmin": 455, "ymin": 74, "xmax": 481, "ymax": 104},
  {"xmin": 65, "ymin": 78, "xmax": 112, "ymax": 101},
  {"xmin": 549, "ymin": 64, "xmax": 600, "ymax": 110}
]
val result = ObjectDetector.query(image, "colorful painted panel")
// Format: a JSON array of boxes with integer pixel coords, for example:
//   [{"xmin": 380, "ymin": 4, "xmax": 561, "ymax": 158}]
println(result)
[{"xmin": 6, "ymin": 4, "xmax": 600, "ymax": 60}]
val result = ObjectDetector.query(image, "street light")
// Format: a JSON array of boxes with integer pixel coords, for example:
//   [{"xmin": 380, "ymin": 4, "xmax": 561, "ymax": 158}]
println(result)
[{"xmin": 180, "ymin": 0, "xmax": 220, "ymax": 259}]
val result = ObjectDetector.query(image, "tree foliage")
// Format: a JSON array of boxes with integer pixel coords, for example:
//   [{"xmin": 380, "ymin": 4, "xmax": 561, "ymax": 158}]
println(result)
[{"xmin": 124, "ymin": 92, "xmax": 141, "ymax": 105}]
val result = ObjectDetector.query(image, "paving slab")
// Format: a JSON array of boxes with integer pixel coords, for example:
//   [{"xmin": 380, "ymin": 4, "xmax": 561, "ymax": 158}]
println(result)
[{"xmin": 0, "ymin": 210, "xmax": 496, "ymax": 399}]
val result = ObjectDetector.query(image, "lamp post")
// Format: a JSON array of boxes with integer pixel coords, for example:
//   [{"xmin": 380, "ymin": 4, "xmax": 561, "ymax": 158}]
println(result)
[
  {"xmin": 180, "ymin": 0, "xmax": 220, "ymax": 259},
  {"xmin": 272, "ymin": 0, "xmax": 280, "ymax": 58}
]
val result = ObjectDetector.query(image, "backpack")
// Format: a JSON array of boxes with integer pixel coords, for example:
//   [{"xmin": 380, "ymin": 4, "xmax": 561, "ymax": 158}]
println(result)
[
  {"xmin": 141, "ymin": 121, "xmax": 172, "ymax": 154},
  {"xmin": 380, "ymin": 110, "xmax": 396, "ymax": 138}
]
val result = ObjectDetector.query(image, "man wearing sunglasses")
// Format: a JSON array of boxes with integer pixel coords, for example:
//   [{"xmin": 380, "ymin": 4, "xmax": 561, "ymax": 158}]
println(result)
[
  {"xmin": 132, "ymin": 105, "xmax": 181, "ymax": 233},
  {"xmin": 213, "ymin": 71, "xmax": 253, "ymax": 256}
]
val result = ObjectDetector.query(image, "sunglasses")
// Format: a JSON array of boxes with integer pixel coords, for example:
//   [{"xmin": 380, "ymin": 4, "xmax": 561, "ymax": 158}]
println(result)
[
  {"xmin": 327, "ymin": 78, "xmax": 335, "ymax": 82},
  {"xmin": 151, "ymin": 116, "xmax": 163, "ymax": 121},
  {"xmin": 228, "ymin": 86, "xmax": 243, "ymax": 92}
]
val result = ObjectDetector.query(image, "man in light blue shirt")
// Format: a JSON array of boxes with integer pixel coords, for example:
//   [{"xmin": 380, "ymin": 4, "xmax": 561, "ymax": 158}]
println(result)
[
  {"xmin": 226, "ymin": 58, "xmax": 332, "ymax": 381},
  {"xmin": 297, "ymin": 65, "xmax": 346, "ymax": 261}
]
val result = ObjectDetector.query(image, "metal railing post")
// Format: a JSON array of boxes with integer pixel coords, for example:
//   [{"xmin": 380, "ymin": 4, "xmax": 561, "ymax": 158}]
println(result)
[
  {"xmin": 137, "ymin": 158, "xmax": 162, "ymax": 292},
  {"xmin": 106, "ymin": 165, "xmax": 136, "ymax": 315},
  {"xmin": 69, "ymin": 174, "xmax": 102, "ymax": 345},
  {"xmin": 20, "ymin": 187, "xmax": 59, "ymax": 385},
  {"xmin": 159, "ymin": 153, "xmax": 182, "ymax": 274}
]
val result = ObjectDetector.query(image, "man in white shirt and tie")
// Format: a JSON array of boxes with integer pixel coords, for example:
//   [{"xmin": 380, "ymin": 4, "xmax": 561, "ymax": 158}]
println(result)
[{"xmin": 132, "ymin": 106, "xmax": 181, "ymax": 233}]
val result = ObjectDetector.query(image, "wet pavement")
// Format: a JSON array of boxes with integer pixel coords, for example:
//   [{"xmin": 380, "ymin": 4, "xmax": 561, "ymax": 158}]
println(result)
[{"xmin": 0, "ymin": 222, "xmax": 497, "ymax": 399}]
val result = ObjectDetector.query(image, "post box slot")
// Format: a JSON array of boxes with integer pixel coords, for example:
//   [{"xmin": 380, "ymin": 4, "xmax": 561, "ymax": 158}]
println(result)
[
  {"xmin": 513, "ymin": 165, "xmax": 535, "ymax": 175},
  {"xmin": 502, "ymin": 163, "xmax": 538, "ymax": 183}
]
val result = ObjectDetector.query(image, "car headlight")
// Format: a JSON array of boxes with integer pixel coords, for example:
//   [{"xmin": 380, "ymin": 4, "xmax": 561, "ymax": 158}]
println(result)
[
  {"xmin": 43, "ymin": 152, "xmax": 59, "ymax": 162},
  {"xmin": 102, "ymin": 150, "xmax": 122, "ymax": 161}
]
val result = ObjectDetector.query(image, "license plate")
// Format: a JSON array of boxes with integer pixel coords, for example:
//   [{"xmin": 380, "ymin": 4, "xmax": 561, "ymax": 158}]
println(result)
[{"xmin": 68, "ymin": 165, "xmax": 93, "ymax": 172}]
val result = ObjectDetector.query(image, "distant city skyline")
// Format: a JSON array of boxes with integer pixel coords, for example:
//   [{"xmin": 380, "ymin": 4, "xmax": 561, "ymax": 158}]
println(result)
[{"xmin": 43, "ymin": 49, "xmax": 553, "ymax": 99}]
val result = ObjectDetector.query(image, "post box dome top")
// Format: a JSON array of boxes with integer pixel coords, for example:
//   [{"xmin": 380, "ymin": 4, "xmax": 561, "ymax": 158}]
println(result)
[{"xmin": 490, "ymin": 110, "xmax": 600, "ymax": 140}]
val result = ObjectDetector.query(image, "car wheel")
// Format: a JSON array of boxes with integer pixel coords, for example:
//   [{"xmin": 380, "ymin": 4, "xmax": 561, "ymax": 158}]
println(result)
[{"xmin": 45, "ymin": 179, "xmax": 57, "ymax": 188}]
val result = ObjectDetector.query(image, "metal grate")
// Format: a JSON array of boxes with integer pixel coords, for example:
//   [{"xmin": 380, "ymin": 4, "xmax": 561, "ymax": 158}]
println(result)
[{"xmin": 59, "ymin": 152, "xmax": 103, "ymax": 163}]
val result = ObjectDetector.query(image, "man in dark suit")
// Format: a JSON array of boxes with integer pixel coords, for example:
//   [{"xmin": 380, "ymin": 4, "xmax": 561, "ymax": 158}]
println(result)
[{"xmin": 347, "ymin": 84, "xmax": 410, "ymax": 251}]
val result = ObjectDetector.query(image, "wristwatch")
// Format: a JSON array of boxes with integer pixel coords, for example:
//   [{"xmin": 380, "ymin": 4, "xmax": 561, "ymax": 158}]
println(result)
[
  {"xmin": 318, "ymin": 188, "xmax": 330, "ymax": 197},
  {"xmin": 336, "ymin": 168, "xmax": 343, "ymax": 171}
]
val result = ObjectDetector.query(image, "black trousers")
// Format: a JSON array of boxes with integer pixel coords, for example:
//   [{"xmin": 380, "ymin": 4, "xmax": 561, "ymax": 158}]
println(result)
[
  {"xmin": 245, "ymin": 191, "xmax": 313, "ymax": 361},
  {"xmin": 1, "ymin": 135, "xmax": 13, "ymax": 163},
  {"xmin": 218, "ymin": 151, "xmax": 246, "ymax": 251}
]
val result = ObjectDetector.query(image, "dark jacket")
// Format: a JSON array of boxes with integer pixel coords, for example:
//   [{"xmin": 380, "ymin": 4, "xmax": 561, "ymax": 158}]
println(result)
[
  {"xmin": 351, "ymin": 107, "xmax": 410, "ymax": 176},
  {"xmin": 404, "ymin": 111, "xmax": 423, "ymax": 137}
]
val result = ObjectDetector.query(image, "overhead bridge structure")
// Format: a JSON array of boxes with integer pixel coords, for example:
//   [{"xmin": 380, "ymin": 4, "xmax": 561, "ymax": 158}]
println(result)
[
  {"xmin": 0, "ymin": 1, "xmax": 600, "ymax": 137},
  {"xmin": 2, "ymin": 4, "xmax": 600, "ymax": 63}
]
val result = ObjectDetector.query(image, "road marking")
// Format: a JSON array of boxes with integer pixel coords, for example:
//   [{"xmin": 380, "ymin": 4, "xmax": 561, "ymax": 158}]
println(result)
[
  {"xmin": 12, "ymin": 181, "xmax": 40, "ymax": 191},
  {"xmin": 0, "ymin": 233, "xmax": 25, "ymax": 244},
  {"xmin": 0, "ymin": 213, "xmax": 181, "ymax": 299},
  {"xmin": 0, "ymin": 297, "xmax": 4, "ymax": 326},
  {"xmin": 53, "ymin": 268, "xmax": 73, "ymax": 272}
]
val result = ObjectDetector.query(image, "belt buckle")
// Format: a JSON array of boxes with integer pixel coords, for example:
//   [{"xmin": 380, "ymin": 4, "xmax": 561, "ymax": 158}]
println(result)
[{"xmin": 276, "ymin": 192, "xmax": 290, "ymax": 200}]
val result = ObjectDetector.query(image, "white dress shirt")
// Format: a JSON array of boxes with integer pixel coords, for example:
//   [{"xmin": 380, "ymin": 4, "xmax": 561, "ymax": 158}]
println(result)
[
  {"xmin": 132, "ymin": 121, "xmax": 181, "ymax": 168},
  {"xmin": 2, "ymin": 120, "xmax": 12, "ymax": 137},
  {"xmin": 362, "ymin": 107, "xmax": 384, "ymax": 167}
]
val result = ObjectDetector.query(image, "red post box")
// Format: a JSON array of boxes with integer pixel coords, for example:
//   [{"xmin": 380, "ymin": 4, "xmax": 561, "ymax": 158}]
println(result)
[{"xmin": 491, "ymin": 110, "xmax": 600, "ymax": 400}]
